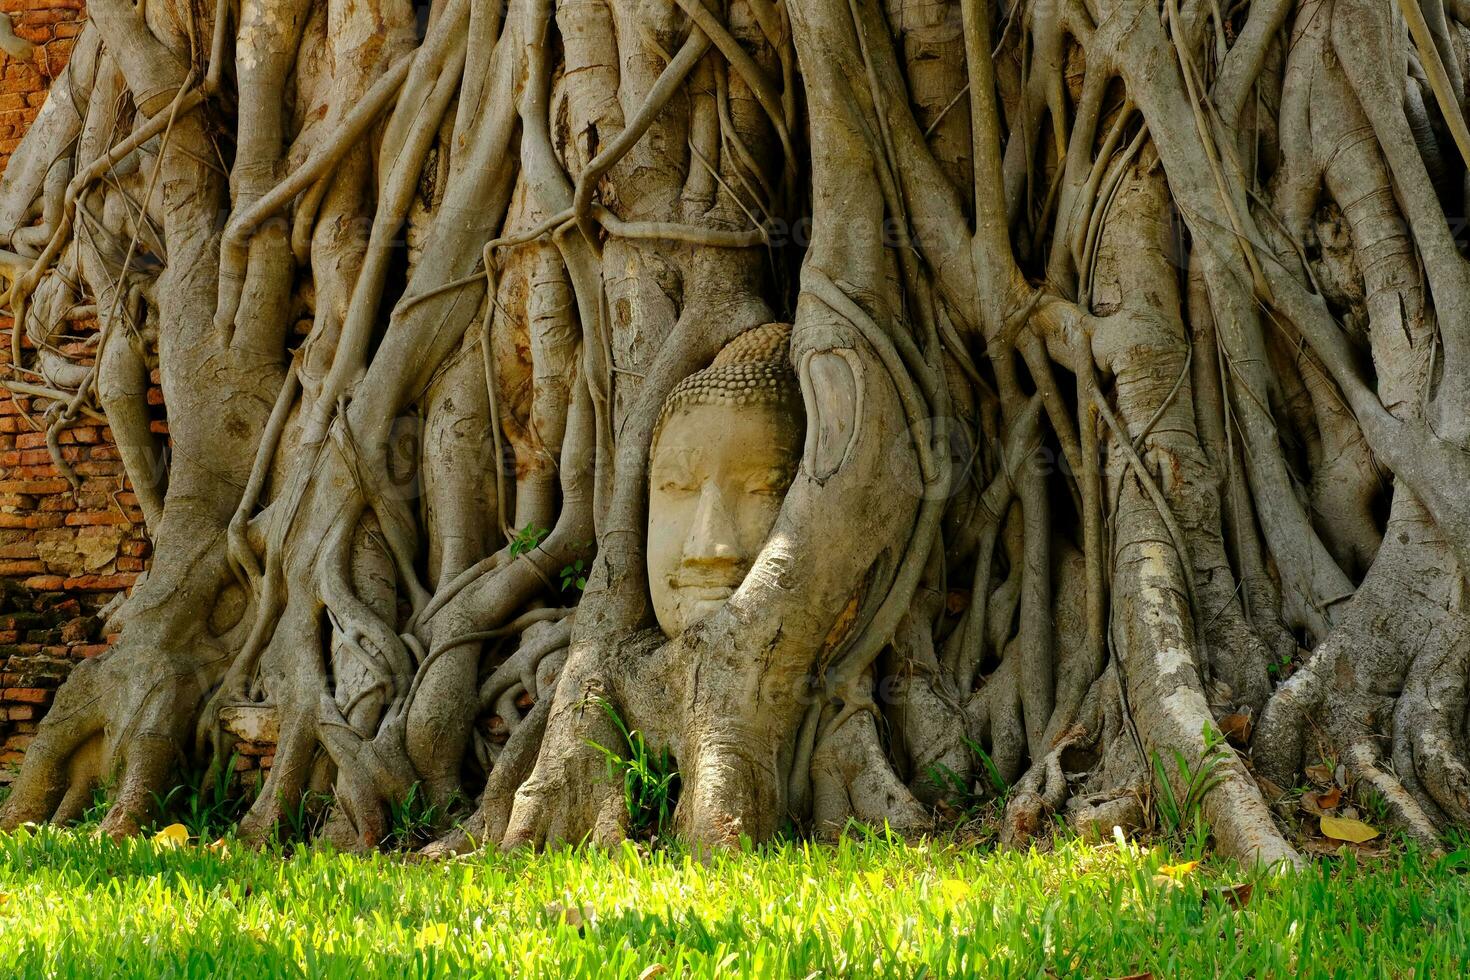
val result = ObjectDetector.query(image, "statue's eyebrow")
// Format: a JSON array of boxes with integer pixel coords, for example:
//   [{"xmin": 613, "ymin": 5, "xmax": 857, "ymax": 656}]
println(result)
[
  {"xmin": 651, "ymin": 446, "xmax": 703, "ymax": 475},
  {"xmin": 735, "ymin": 454, "xmax": 799, "ymax": 483}
]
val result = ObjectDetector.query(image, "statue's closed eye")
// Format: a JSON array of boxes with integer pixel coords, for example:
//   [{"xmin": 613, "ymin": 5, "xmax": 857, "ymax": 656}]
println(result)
[
  {"xmin": 652, "ymin": 450, "xmax": 700, "ymax": 494},
  {"xmin": 654, "ymin": 472, "xmax": 700, "ymax": 493},
  {"xmin": 746, "ymin": 467, "xmax": 794, "ymax": 495}
]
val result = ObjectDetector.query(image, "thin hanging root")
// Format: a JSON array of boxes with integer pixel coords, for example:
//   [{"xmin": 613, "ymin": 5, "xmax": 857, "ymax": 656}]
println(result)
[
  {"xmin": 296, "ymin": 20, "xmax": 474, "ymax": 441},
  {"xmin": 10, "ymin": 67, "xmax": 196, "ymax": 372},
  {"xmin": 481, "ymin": 288, "xmax": 512, "ymax": 541},
  {"xmin": 570, "ymin": 29, "xmax": 712, "ymax": 247},
  {"xmin": 42, "ymin": 109, "xmax": 173, "ymax": 492},
  {"xmin": 96, "ymin": 310, "xmax": 166, "ymax": 532},
  {"xmin": 228, "ymin": 360, "xmax": 301, "ymax": 587},
  {"xmin": 8, "ymin": 0, "xmax": 232, "ymax": 367},
  {"xmin": 472, "ymin": 204, "xmax": 768, "ymax": 281},
  {"xmin": 1093, "ymin": 388, "xmax": 1200, "ymax": 618},
  {"xmin": 0, "ymin": 380, "xmax": 104, "ymax": 419},
  {"xmin": 672, "ymin": 0, "xmax": 797, "ymax": 184},
  {"xmin": 1397, "ymin": 0, "xmax": 1470, "ymax": 170},
  {"xmin": 450, "ymin": 607, "xmax": 573, "ymax": 648},
  {"xmin": 477, "ymin": 619, "xmax": 573, "ymax": 711},
  {"xmin": 949, "ymin": 401, "xmax": 1046, "ymax": 692},
  {"xmin": 951, "ymin": 523, "xmax": 999, "ymax": 692},
  {"xmin": 215, "ymin": 52, "xmax": 416, "ymax": 330},
  {"xmin": 1074, "ymin": 369, "xmax": 1107, "ymax": 717}
]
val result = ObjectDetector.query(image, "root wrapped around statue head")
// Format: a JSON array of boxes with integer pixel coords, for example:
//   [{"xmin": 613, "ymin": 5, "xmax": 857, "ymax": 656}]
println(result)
[{"xmin": 647, "ymin": 322, "xmax": 806, "ymax": 637}]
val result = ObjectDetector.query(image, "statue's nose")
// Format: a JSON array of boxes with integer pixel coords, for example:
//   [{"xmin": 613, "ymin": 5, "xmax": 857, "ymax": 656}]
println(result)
[{"xmin": 683, "ymin": 481, "xmax": 743, "ymax": 566}]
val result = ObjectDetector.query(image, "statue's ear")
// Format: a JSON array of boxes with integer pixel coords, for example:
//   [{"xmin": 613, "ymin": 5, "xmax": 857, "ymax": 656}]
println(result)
[{"xmin": 798, "ymin": 347, "xmax": 865, "ymax": 482}]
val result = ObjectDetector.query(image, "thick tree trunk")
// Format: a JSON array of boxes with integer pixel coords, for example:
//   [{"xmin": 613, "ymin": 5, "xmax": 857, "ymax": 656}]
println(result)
[{"xmin": 5, "ymin": 0, "xmax": 1470, "ymax": 866}]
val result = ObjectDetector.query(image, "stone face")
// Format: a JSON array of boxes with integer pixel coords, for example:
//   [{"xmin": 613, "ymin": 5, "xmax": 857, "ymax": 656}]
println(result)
[{"xmin": 647, "ymin": 324, "xmax": 804, "ymax": 638}]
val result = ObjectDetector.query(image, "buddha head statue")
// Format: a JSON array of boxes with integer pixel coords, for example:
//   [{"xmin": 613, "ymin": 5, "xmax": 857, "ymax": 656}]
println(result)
[{"xmin": 648, "ymin": 323, "xmax": 805, "ymax": 637}]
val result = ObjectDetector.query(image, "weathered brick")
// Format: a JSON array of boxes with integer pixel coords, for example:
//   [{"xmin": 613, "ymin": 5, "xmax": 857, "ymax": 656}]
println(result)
[
  {"xmin": 62, "ymin": 574, "xmax": 135, "ymax": 591},
  {"xmin": 3, "ymin": 515, "xmax": 65, "ymax": 530},
  {"xmin": 0, "ymin": 478, "xmax": 69, "ymax": 494},
  {"xmin": 0, "ymin": 559, "xmax": 45, "ymax": 575},
  {"xmin": 64, "ymin": 510, "xmax": 136, "ymax": 526}
]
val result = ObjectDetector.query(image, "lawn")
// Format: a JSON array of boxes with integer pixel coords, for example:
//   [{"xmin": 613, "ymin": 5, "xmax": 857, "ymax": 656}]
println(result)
[{"xmin": 1, "ymin": 825, "xmax": 1467, "ymax": 978}]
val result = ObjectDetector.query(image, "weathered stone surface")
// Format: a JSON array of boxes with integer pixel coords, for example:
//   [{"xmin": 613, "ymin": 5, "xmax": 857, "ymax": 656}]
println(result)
[{"xmin": 219, "ymin": 704, "xmax": 281, "ymax": 745}]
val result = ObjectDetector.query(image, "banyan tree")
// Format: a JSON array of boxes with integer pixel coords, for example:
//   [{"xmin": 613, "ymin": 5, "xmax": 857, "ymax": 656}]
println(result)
[{"xmin": 5, "ymin": 0, "xmax": 1470, "ymax": 866}]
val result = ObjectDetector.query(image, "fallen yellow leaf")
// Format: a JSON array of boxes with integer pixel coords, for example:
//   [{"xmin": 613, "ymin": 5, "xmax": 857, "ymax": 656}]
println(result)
[
  {"xmin": 1320, "ymin": 815, "xmax": 1380, "ymax": 843},
  {"xmin": 1160, "ymin": 860, "xmax": 1200, "ymax": 878},
  {"xmin": 414, "ymin": 922, "xmax": 448, "ymax": 948},
  {"xmin": 152, "ymin": 823, "xmax": 190, "ymax": 847},
  {"xmin": 938, "ymin": 878, "xmax": 971, "ymax": 902}
]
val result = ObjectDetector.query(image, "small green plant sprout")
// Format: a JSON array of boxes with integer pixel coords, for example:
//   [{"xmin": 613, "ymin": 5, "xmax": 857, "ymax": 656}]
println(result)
[
  {"xmin": 1150, "ymin": 723, "xmax": 1231, "ymax": 854},
  {"xmin": 924, "ymin": 762, "xmax": 972, "ymax": 814},
  {"xmin": 280, "ymin": 789, "xmax": 332, "ymax": 845},
  {"xmin": 149, "ymin": 753, "xmax": 254, "ymax": 839},
  {"xmin": 387, "ymin": 782, "xmax": 443, "ymax": 848},
  {"xmin": 509, "ymin": 523, "xmax": 548, "ymax": 558},
  {"xmin": 1358, "ymin": 786, "xmax": 1392, "ymax": 828},
  {"xmin": 560, "ymin": 558, "xmax": 587, "ymax": 592},
  {"xmin": 79, "ymin": 777, "xmax": 113, "ymax": 827},
  {"xmin": 585, "ymin": 697, "xmax": 680, "ymax": 839},
  {"xmin": 968, "ymin": 736, "xmax": 1011, "ymax": 803},
  {"xmin": 924, "ymin": 737, "xmax": 1011, "ymax": 819}
]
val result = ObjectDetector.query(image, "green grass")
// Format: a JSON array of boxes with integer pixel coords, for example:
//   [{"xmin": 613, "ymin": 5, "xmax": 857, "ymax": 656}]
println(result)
[{"xmin": 1, "ymin": 826, "xmax": 1468, "ymax": 978}]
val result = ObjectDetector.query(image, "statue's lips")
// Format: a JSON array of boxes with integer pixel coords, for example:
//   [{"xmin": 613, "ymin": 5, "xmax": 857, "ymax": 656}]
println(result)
[{"xmin": 674, "ymin": 584, "xmax": 737, "ymax": 601}]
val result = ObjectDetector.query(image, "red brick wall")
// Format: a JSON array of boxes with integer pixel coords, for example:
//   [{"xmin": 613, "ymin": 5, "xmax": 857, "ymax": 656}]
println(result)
[
  {"xmin": 0, "ymin": 2, "xmax": 158, "ymax": 784},
  {"xmin": 0, "ymin": 0, "xmax": 84, "ymax": 168}
]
